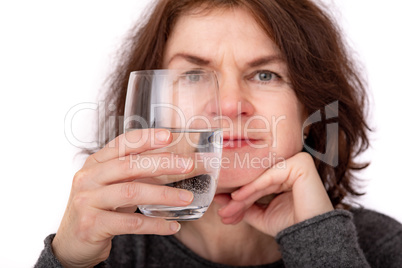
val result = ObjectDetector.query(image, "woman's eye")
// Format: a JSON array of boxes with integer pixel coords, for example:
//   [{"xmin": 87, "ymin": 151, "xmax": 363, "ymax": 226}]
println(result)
[
  {"xmin": 187, "ymin": 73, "xmax": 201, "ymax": 82},
  {"xmin": 178, "ymin": 70, "xmax": 212, "ymax": 89},
  {"xmin": 182, "ymin": 70, "xmax": 204, "ymax": 83},
  {"xmin": 252, "ymin": 71, "xmax": 276, "ymax": 82}
]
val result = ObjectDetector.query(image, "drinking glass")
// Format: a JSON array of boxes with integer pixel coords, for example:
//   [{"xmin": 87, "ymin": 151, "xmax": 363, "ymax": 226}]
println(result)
[{"xmin": 124, "ymin": 69, "xmax": 222, "ymax": 220}]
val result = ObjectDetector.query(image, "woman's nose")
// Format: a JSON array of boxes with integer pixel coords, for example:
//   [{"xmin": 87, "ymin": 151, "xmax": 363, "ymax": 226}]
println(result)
[{"xmin": 219, "ymin": 78, "xmax": 255, "ymax": 119}]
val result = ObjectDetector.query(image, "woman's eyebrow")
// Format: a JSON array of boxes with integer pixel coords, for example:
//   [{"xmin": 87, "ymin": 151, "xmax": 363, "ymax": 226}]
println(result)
[
  {"xmin": 247, "ymin": 55, "xmax": 285, "ymax": 68},
  {"xmin": 168, "ymin": 53, "xmax": 211, "ymax": 66},
  {"xmin": 168, "ymin": 53, "xmax": 284, "ymax": 68}
]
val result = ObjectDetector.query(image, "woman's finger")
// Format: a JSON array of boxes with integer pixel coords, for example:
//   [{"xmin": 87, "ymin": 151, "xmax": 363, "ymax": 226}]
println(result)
[
  {"xmin": 89, "ymin": 153, "xmax": 195, "ymax": 186},
  {"xmin": 90, "ymin": 129, "xmax": 172, "ymax": 164},
  {"xmin": 219, "ymin": 189, "xmax": 279, "ymax": 218},
  {"xmin": 221, "ymin": 153, "xmax": 328, "ymax": 220},
  {"xmin": 230, "ymin": 162, "xmax": 290, "ymax": 202},
  {"xmin": 242, "ymin": 193, "xmax": 295, "ymax": 236},
  {"xmin": 213, "ymin": 193, "xmax": 232, "ymax": 206},
  {"xmin": 221, "ymin": 213, "xmax": 244, "ymax": 225},
  {"xmin": 231, "ymin": 153, "xmax": 319, "ymax": 202},
  {"xmin": 96, "ymin": 211, "xmax": 182, "ymax": 237},
  {"xmin": 88, "ymin": 182, "xmax": 194, "ymax": 211}
]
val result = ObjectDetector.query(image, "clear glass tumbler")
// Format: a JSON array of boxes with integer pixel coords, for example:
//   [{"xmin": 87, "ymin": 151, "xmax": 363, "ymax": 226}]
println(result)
[{"xmin": 124, "ymin": 69, "xmax": 222, "ymax": 220}]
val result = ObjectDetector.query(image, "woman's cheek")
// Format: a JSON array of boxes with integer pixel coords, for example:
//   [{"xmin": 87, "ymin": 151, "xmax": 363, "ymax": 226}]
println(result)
[
  {"xmin": 217, "ymin": 147, "xmax": 278, "ymax": 189},
  {"xmin": 271, "ymin": 131, "xmax": 304, "ymax": 159},
  {"xmin": 269, "ymin": 107, "xmax": 305, "ymax": 159}
]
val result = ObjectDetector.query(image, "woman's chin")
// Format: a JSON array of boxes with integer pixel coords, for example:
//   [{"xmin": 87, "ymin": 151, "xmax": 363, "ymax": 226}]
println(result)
[{"xmin": 216, "ymin": 167, "xmax": 265, "ymax": 194}]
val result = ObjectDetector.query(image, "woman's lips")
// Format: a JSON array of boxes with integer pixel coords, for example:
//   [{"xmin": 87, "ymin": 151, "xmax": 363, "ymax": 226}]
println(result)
[{"xmin": 222, "ymin": 138, "xmax": 260, "ymax": 149}]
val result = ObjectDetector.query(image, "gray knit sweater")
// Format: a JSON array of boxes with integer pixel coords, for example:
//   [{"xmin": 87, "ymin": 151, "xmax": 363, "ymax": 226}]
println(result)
[{"xmin": 35, "ymin": 208, "xmax": 402, "ymax": 267}]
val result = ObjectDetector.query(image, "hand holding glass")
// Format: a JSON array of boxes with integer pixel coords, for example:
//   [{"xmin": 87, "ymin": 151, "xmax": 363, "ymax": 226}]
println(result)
[{"xmin": 124, "ymin": 69, "xmax": 222, "ymax": 220}]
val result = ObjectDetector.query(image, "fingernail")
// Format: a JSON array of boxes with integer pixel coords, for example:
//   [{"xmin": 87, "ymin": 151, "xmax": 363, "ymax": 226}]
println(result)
[
  {"xmin": 155, "ymin": 130, "xmax": 170, "ymax": 142},
  {"xmin": 231, "ymin": 190, "xmax": 238, "ymax": 198},
  {"xmin": 170, "ymin": 222, "xmax": 181, "ymax": 232},
  {"xmin": 179, "ymin": 190, "xmax": 194, "ymax": 203},
  {"xmin": 217, "ymin": 203, "xmax": 226, "ymax": 213}
]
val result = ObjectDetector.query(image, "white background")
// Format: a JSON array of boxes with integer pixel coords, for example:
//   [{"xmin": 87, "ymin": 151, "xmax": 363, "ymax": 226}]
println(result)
[{"xmin": 0, "ymin": 1, "xmax": 401, "ymax": 267}]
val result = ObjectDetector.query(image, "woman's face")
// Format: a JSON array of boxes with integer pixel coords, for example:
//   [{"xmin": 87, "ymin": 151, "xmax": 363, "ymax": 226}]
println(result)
[{"xmin": 163, "ymin": 8, "xmax": 306, "ymax": 193}]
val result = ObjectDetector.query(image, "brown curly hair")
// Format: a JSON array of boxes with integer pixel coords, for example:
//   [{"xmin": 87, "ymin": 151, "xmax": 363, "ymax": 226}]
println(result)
[{"xmin": 90, "ymin": 0, "xmax": 371, "ymax": 208}]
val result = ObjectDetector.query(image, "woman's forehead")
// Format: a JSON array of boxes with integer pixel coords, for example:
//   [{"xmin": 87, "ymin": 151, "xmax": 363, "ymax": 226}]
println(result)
[{"xmin": 164, "ymin": 7, "xmax": 282, "ymax": 67}]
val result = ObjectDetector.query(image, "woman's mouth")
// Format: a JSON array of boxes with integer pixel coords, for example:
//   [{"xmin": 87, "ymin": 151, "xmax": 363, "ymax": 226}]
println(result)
[{"xmin": 222, "ymin": 137, "xmax": 261, "ymax": 149}]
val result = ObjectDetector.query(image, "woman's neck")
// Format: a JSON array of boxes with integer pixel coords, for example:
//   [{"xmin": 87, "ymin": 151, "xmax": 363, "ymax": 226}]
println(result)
[{"xmin": 174, "ymin": 201, "xmax": 282, "ymax": 266}]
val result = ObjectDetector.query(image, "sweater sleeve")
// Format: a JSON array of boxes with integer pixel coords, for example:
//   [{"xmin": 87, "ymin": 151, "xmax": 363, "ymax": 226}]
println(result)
[
  {"xmin": 276, "ymin": 209, "xmax": 370, "ymax": 268},
  {"xmin": 352, "ymin": 208, "xmax": 402, "ymax": 268},
  {"xmin": 34, "ymin": 234, "xmax": 64, "ymax": 268},
  {"xmin": 34, "ymin": 234, "xmax": 110, "ymax": 268}
]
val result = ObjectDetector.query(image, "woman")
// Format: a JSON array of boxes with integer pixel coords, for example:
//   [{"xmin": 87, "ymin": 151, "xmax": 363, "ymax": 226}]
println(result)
[{"xmin": 36, "ymin": 0, "xmax": 402, "ymax": 267}]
